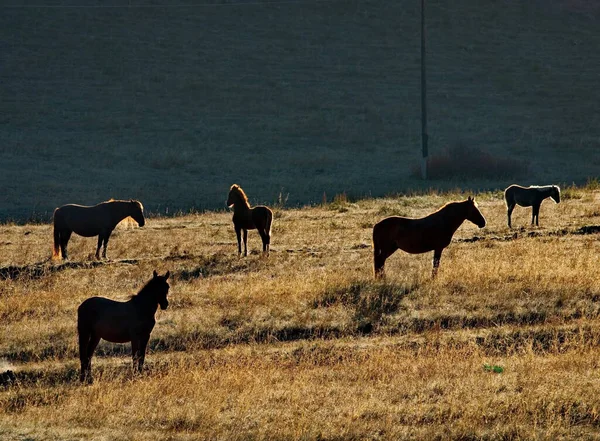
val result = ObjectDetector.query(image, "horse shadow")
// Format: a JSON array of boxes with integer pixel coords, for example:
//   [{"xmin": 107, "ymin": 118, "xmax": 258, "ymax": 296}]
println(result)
[
  {"xmin": 312, "ymin": 280, "xmax": 418, "ymax": 334},
  {"xmin": 0, "ymin": 259, "xmax": 138, "ymax": 281},
  {"xmin": 173, "ymin": 253, "xmax": 265, "ymax": 282},
  {"xmin": 0, "ymin": 366, "xmax": 79, "ymax": 390}
]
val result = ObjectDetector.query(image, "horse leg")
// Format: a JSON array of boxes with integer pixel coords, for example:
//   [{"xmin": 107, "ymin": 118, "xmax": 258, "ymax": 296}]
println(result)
[
  {"xmin": 432, "ymin": 249, "xmax": 443, "ymax": 278},
  {"xmin": 60, "ymin": 230, "xmax": 72, "ymax": 260},
  {"xmin": 533, "ymin": 204, "xmax": 540, "ymax": 226},
  {"xmin": 507, "ymin": 204, "xmax": 515, "ymax": 228},
  {"xmin": 135, "ymin": 334, "xmax": 150, "ymax": 374},
  {"xmin": 243, "ymin": 229, "xmax": 248, "ymax": 257},
  {"xmin": 95, "ymin": 235, "xmax": 103, "ymax": 260},
  {"xmin": 131, "ymin": 335, "xmax": 149, "ymax": 374},
  {"xmin": 258, "ymin": 229, "xmax": 269, "ymax": 256},
  {"xmin": 235, "ymin": 227, "xmax": 242, "ymax": 256},
  {"xmin": 83, "ymin": 333, "xmax": 101, "ymax": 383},
  {"xmin": 78, "ymin": 329, "xmax": 91, "ymax": 383},
  {"xmin": 102, "ymin": 230, "xmax": 113, "ymax": 259}
]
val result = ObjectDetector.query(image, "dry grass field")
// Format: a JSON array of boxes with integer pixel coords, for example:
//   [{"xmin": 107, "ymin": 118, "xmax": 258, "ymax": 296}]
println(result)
[{"xmin": 1, "ymin": 186, "xmax": 600, "ymax": 440}]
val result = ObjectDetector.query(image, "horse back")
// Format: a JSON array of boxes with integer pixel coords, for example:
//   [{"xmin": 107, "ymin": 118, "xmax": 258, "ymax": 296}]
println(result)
[
  {"xmin": 232, "ymin": 205, "xmax": 272, "ymax": 231},
  {"xmin": 505, "ymin": 185, "xmax": 537, "ymax": 207},
  {"xmin": 373, "ymin": 216, "xmax": 415, "ymax": 244},
  {"xmin": 373, "ymin": 216, "xmax": 450, "ymax": 254},
  {"xmin": 78, "ymin": 297, "xmax": 140, "ymax": 343},
  {"xmin": 55, "ymin": 204, "xmax": 109, "ymax": 236},
  {"xmin": 78, "ymin": 296, "xmax": 124, "ymax": 323},
  {"xmin": 251, "ymin": 206, "xmax": 272, "ymax": 230}
]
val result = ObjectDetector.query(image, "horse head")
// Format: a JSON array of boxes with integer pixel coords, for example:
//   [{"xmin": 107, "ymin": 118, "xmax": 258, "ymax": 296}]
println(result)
[
  {"xmin": 152, "ymin": 270, "xmax": 170, "ymax": 310},
  {"xmin": 465, "ymin": 196, "xmax": 486, "ymax": 228},
  {"xmin": 129, "ymin": 200, "xmax": 146, "ymax": 227},
  {"xmin": 551, "ymin": 186, "xmax": 561, "ymax": 204},
  {"xmin": 227, "ymin": 184, "xmax": 249, "ymax": 208}
]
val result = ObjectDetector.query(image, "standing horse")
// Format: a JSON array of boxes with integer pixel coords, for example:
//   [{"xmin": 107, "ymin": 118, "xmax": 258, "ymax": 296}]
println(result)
[
  {"xmin": 52, "ymin": 199, "xmax": 145, "ymax": 260},
  {"xmin": 504, "ymin": 184, "xmax": 560, "ymax": 228},
  {"xmin": 227, "ymin": 184, "xmax": 273, "ymax": 256},
  {"xmin": 77, "ymin": 270, "xmax": 170, "ymax": 383},
  {"xmin": 373, "ymin": 197, "xmax": 486, "ymax": 278}
]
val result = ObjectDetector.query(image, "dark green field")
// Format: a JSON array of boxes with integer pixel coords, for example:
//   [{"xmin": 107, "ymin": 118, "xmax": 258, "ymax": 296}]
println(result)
[{"xmin": 2, "ymin": 0, "xmax": 599, "ymax": 220}]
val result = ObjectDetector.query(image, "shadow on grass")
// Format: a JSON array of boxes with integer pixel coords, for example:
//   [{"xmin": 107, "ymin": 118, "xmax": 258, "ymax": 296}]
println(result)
[
  {"xmin": 313, "ymin": 280, "xmax": 417, "ymax": 334},
  {"xmin": 476, "ymin": 324, "xmax": 600, "ymax": 356},
  {"xmin": 0, "ymin": 249, "xmax": 275, "ymax": 282},
  {"xmin": 0, "ymin": 259, "xmax": 139, "ymax": 281},
  {"xmin": 173, "ymin": 252, "xmax": 265, "ymax": 281},
  {"xmin": 458, "ymin": 224, "xmax": 600, "ymax": 244}
]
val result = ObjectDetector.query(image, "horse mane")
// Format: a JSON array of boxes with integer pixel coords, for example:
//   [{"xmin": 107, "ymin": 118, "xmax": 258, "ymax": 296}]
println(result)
[
  {"xmin": 130, "ymin": 277, "xmax": 160, "ymax": 300},
  {"xmin": 435, "ymin": 198, "xmax": 476, "ymax": 214},
  {"xmin": 230, "ymin": 184, "xmax": 250, "ymax": 208},
  {"xmin": 131, "ymin": 200, "xmax": 144, "ymax": 210},
  {"xmin": 529, "ymin": 185, "xmax": 560, "ymax": 192},
  {"xmin": 104, "ymin": 199, "xmax": 144, "ymax": 210}
]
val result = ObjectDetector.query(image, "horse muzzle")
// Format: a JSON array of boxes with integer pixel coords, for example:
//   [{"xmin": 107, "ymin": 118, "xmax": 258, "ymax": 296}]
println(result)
[{"xmin": 138, "ymin": 219, "xmax": 146, "ymax": 227}]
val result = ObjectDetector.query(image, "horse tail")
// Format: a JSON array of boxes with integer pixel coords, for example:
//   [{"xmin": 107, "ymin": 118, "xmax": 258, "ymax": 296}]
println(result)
[
  {"xmin": 52, "ymin": 208, "xmax": 61, "ymax": 258},
  {"xmin": 372, "ymin": 224, "xmax": 383, "ymax": 277},
  {"xmin": 503, "ymin": 186, "xmax": 513, "ymax": 208},
  {"xmin": 372, "ymin": 222, "xmax": 382, "ymax": 254},
  {"xmin": 266, "ymin": 208, "xmax": 273, "ymax": 244},
  {"xmin": 264, "ymin": 208, "xmax": 273, "ymax": 249}
]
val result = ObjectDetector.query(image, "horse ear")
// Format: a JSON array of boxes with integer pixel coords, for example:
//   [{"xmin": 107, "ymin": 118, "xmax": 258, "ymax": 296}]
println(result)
[
  {"xmin": 468, "ymin": 196, "xmax": 473, "ymax": 202},
  {"xmin": 153, "ymin": 270, "xmax": 158, "ymax": 278},
  {"xmin": 164, "ymin": 271, "xmax": 170, "ymax": 280}
]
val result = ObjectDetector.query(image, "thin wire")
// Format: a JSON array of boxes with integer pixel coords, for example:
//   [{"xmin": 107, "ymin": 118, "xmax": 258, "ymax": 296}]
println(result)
[{"xmin": 3, "ymin": 0, "xmax": 349, "ymax": 8}]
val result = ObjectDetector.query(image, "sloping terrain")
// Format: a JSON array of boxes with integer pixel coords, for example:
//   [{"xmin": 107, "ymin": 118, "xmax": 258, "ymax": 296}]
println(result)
[{"xmin": 1, "ymin": 188, "xmax": 600, "ymax": 439}]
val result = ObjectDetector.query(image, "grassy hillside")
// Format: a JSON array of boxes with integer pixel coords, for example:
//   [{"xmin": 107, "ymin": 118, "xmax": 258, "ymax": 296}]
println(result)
[
  {"xmin": 1, "ymin": 187, "xmax": 600, "ymax": 439},
  {"xmin": 2, "ymin": 1, "xmax": 599, "ymax": 220}
]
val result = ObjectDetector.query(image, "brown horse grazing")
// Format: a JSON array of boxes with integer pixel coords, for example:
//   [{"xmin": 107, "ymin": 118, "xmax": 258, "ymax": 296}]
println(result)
[
  {"xmin": 77, "ymin": 270, "xmax": 170, "ymax": 383},
  {"xmin": 52, "ymin": 199, "xmax": 145, "ymax": 260},
  {"xmin": 227, "ymin": 184, "xmax": 273, "ymax": 256},
  {"xmin": 504, "ymin": 184, "xmax": 560, "ymax": 228},
  {"xmin": 373, "ymin": 197, "xmax": 486, "ymax": 278}
]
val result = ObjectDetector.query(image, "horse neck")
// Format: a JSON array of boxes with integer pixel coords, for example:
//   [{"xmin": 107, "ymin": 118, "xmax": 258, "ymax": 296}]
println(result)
[
  {"xmin": 110, "ymin": 201, "xmax": 135, "ymax": 224},
  {"xmin": 232, "ymin": 196, "xmax": 251, "ymax": 215},
  {"xmin": 537, "ymin": 187, "xmax": 554, "ymax": 199},
  {"xmin": 131, "ymin": 286, "xmax": 159, "ymax": 315},
  {"xmin": 434, "ymin": 203, "xmax": 469, "ymax": 233}
]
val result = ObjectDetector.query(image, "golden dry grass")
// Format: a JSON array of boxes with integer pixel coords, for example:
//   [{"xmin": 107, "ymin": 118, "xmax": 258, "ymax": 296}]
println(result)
[{"xmin": 1, "ymin": 188, "xmax": 600, "ymax": 440}]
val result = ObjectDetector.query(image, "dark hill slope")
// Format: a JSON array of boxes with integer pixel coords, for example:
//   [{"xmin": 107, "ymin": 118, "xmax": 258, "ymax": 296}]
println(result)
[{"xmin": 1, "ymin": 1, "xmax": 598, "ymax": 220}]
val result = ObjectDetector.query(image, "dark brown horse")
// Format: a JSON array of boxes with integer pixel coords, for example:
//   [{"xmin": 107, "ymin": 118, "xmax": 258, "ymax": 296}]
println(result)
[
  {"xmin": 52, "ymin": 199, "xmax": 145, "ymax": 260},
  {"xmin": 77, "ymin": 270, "xmax": 170, "ymax": 383},
  {"xmin": 227, "ymin": 184, "xmax": 273, "ymax": 256},
  {"xmin": 504, "ymin": 184, "xmax": 560, "ymax": 228},
  {"xmin": 373, "ymin": 197, "xmax": 486, "ymax": 278}
]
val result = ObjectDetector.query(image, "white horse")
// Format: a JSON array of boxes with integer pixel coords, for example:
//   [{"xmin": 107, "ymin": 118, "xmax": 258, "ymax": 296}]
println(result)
[{"xmin": 504, "ymin": 185, "xmax": 560, "ymax": 228}]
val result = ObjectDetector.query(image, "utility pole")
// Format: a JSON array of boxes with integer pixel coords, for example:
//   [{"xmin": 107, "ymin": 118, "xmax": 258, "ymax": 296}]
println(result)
[{"xmin": 420, "ymin": 0, "xmax": 428, "ymax": 179}]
